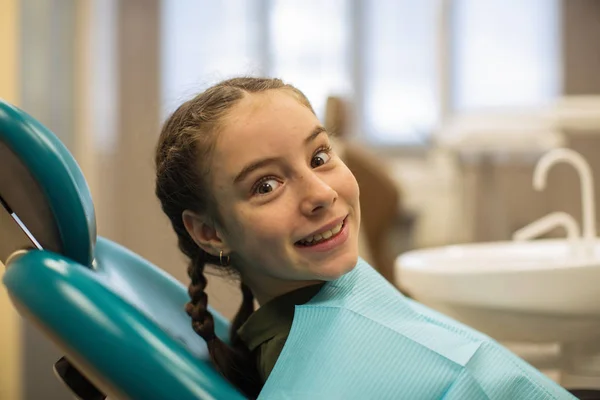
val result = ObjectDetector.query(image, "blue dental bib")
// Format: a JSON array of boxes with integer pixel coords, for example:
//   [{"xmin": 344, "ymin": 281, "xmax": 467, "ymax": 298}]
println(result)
[{"xmin": 259, "ymin": 259, "xmax": 575, "ymax": 399}]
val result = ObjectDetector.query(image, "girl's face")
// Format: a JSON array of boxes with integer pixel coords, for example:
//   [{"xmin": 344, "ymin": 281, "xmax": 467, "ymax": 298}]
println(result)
[{"xmin": 206, "ymin": 90, "xmax": 361, "ymax": 302}]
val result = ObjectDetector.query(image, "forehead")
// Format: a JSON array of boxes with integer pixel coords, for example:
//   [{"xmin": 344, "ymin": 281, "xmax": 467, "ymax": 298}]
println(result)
[
  {"xmin": 224, "ymin": 90, "xmax": 315, "ymax": 141},
  {"xmin": 214, "ymin": 91, "xmax": 319, "ymax": 175}
]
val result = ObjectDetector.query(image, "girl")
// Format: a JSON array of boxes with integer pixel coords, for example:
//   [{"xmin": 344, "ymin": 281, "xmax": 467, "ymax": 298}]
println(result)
[{"xmin": 154, "ymin": 78, "xmax": 575, "ymax": 399}]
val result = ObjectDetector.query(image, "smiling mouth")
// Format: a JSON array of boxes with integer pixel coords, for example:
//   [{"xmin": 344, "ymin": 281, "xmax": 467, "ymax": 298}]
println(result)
[{"xmin": 295, "ymin": 218, "xmax": 346, "ymax": 247}]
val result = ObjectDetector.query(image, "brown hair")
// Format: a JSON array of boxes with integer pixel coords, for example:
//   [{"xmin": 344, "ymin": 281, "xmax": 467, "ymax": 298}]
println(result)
[{"xmin": 154, "ymin": 77, "xmax": 314, "ymax": 398}]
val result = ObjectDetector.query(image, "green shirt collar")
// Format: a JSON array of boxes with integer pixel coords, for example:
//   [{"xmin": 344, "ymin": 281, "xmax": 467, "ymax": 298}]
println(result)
[{"xmin": 237, "ymin": 283, "xmax": 325, "ymax": 351}]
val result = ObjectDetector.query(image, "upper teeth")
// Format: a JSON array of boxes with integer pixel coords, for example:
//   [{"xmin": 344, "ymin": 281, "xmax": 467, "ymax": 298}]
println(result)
[{"xmin": 300, "ymin": 222, "xmax": 343, "ymax": 244}]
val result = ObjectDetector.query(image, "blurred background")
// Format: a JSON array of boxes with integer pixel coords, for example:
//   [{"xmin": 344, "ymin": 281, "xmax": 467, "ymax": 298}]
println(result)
[{"xmin": 1, "ymin": 0, "xmax": 600, "ymax": 398}]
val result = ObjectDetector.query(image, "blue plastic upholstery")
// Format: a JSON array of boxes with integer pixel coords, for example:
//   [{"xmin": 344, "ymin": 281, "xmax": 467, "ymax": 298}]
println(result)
[
  {"xmin": 3, "ymin": 239, "xmax": 244, "ymax": 399},
  {"xmin": 0, "ymin": 100, "xmax": 245, "ymax": 399},
  {"xmin": 0, "ymin": 101, "xmax": 96, "ymax": 266}
]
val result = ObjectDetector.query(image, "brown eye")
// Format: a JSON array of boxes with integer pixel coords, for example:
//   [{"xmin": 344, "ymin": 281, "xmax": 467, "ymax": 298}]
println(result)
[
  {"xmin": 254, "ymin": 178, "xmax": 281, "ymax": 195},
  {"xmin": 311, "ymin": 150, "xmax": 331, "ymax": 168}
]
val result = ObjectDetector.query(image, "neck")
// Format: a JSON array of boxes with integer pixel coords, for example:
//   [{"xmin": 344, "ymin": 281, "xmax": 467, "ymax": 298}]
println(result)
[{"xmin": 242, "ymin": 274, "xmax": 323, "ymax": 306}]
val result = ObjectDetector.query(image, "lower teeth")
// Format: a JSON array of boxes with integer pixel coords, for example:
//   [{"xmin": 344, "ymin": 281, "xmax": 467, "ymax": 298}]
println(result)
[{"xmin": 304, "ymin": 240, "xmax": 322, "ymax": 246}]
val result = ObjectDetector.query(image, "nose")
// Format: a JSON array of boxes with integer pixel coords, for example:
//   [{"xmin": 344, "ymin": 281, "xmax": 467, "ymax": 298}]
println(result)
[{"xmin": 299, "ymin": 172, "xmax": 338, "ymax": 216}]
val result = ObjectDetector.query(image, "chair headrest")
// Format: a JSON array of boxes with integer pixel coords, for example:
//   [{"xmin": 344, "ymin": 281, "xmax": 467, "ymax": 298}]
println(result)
[{"xmin": 0, "ymin": 100, "xmax": 96, "ymax": 266}]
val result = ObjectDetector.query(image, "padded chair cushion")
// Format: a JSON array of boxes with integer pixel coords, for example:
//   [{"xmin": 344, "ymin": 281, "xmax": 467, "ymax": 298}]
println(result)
[
  {"xmin": 2, "ymin": 237, "xmax": 243, "ymax": 400},
  {"xmin": 0, "ymin": 100, "xmax": 96, "ymax": 266}
]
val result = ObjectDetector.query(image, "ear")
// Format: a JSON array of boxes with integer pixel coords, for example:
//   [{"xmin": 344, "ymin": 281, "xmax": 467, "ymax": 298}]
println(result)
[{"xmin": 182, "ymin": 210, "xmax": 228, "ymax": 256}]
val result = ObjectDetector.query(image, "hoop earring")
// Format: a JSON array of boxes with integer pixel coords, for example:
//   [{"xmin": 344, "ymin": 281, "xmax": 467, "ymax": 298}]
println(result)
[{"xmin": 219, "ymin": 250, "xmax": 230, "ymax": 267}]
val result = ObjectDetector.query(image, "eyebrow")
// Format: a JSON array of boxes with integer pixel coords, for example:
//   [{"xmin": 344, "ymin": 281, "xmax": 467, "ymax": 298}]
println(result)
[
  {"xmin": 233, "ymin": 125, "xmax": 327, "ymax": 184},
  {"xmin": 305, "ymin": 125, "xmax": 327, "ymax": 144}
]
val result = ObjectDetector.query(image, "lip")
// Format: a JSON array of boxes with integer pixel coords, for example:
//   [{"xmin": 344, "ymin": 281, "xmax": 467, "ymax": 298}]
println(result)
[{"xmin": 299, "ymin": 215, "xmax": 348, "ymax": 241}]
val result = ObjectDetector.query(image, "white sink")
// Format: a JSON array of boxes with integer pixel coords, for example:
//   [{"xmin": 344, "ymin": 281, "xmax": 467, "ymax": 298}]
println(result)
[
  {"xmin": 397, "ymin": 239, "xmax": 600, "ymax": 315},
  {"xmin": 396, "ymin": 239, "xmax": 600, "ymax": 339}
]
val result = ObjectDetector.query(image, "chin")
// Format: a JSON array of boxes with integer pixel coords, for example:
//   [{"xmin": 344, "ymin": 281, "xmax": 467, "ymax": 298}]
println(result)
[{"xmin": 315, "ymin": 250, "xmax": 359, "ymax": 281}]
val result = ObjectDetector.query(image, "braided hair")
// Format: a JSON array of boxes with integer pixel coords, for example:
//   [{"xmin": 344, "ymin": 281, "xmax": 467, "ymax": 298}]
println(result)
[{"xmin": 154, "ymin": 77, "xmax": 315, "ymax": 398}]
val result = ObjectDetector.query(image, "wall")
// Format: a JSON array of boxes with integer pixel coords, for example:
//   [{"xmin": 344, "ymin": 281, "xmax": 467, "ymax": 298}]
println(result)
[
  {"xmin": 562, "ymin": 0, "xmax": 600, "ymax": 95},
  {"xmin": 0, "ymin": 1, "xmax": 22, "ymax": 399}
]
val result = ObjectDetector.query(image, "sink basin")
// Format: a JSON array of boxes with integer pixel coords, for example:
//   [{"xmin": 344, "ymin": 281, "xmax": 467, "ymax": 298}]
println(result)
[
  {"xmin": 397, "ymin": 238, "xmax": 600, "ymax": 317},
  {"xmin": 395, "ymin": 238, "xmax": 600, "ymax": 389}
]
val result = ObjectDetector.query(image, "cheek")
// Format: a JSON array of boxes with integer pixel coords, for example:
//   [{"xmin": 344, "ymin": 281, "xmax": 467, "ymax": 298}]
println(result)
[
  {"xmin": 230, "ymin": 208, "xmax": 290, "ymax": 247},
  {"xmin": 336, "ymin": 167, "xmax": 360, "ymax": 204}
]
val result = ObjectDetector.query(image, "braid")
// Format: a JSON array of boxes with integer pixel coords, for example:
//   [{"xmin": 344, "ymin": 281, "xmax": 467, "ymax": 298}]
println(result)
[
  {"xmin": 185, "ymin": 251, "xmax": 215, "ymax": 340},
  {"xmin": 185, "ymin": 250, "xmax": 262, "ymax": 398}
]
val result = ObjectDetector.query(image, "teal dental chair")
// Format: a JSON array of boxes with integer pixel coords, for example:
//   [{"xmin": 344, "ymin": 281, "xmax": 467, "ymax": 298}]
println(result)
[{"xmin": 0, "ymin": 99, "xmax": 246, "ymax": 400}]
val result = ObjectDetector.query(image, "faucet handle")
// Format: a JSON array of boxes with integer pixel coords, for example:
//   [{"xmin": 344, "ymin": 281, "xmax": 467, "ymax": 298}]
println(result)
[{"xmin": 513, "ymin": 211, "xmax": 580, "ymax": 243}]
